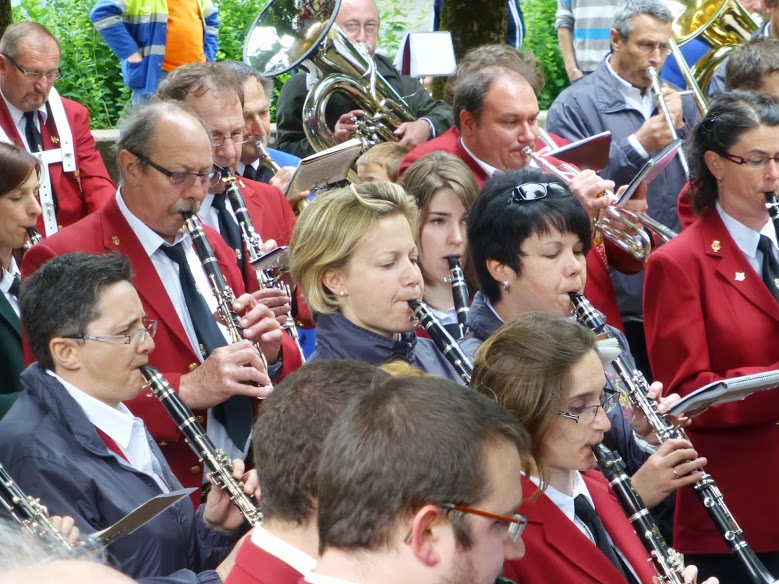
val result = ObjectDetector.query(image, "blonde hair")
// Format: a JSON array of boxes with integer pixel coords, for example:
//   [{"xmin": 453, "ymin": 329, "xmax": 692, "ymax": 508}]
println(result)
[
  {"xmin": 290, "ymin": 181, "xmax": 418, "ymax": 315},
  {"xmin": 356, "ymin": 142, "xmax": 409, "ymax": 183},
  {"xmin": 379, "ymin": 360, "xmax": 429, "ymax": 377}
]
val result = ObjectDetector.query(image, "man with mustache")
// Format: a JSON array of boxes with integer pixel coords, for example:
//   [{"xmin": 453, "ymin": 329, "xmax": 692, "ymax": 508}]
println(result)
[
  {"xmin": 274, "ymin": 0, "xmax": 453, "ymax": 158},
  {"xmin": 0, "ymin": 22, "xmax": 115, "ymax": 238},
  {"xmin": 22, "ymin": 101, "xmax": 278, "ymax": 495}
]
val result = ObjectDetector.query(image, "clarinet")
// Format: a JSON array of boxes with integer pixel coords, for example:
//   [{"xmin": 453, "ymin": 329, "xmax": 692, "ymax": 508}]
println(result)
[
  {"xmin": 219, "ymin": 167, "xmax": 305, "ymax": 360},
  {"xmin": 445, "ymin": 256, "xmax": 470, "ymax": 340},
  {"xmin": 141, "ymin": 366, "xmax": 262, "ymax": 526},
  {"xmin": 182, "ymin": 212, "xmax": 272, "ymax": 384},
  {"xmin": 594, "ymin": 444, "xmax": 685, "ymax": 584},
  {"xmin": 570, "ymin": 292, "xmax": 777, "ymax": 584},
  {"xmin": 23, "ymin": 227, "xmax": 42, "ymax": 251},
  {"xmin": 765, "ymin": 192, "xmax": 779, "ymax": 228},
  {"xmin": 0, "ymin": 462, "xmax": 74, "ymax": 551},
  {"xmin": 408, "ymin": 299, "xmax": 473, "ymax": 384}
]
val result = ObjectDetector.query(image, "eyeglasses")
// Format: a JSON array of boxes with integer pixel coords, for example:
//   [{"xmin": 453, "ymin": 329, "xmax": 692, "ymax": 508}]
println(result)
[
  {"xmin": 511, "ymin": 182, "xmax": 567, "ymax": 203},
  {"xmin": 339, "ymin": 21, "xmax": 379, "ymax": 34},
  {"xmin": 2, "ymin": 53, "xmax": 61, "ymax": 83},
  {"xmin": 129, "ymin": 151, "xmax": 221, "ymax": 187},
  {"xmin": 440, "ymin": 503, "xmax": 528, "ymax": 542},
  {"xmin": 64, "ymin": 319, "xmax": 157, "ymax": 346},
  {"xmin": 211, "ymin": 133, "xmax": 253, "ymax": 147},
  {"xmin": 722, "ymin": 152, "xmax": 779, "ymax": 169},
  {"xmin": 557, "ymin": 388, "xmax": 620, "ymax": 424},
  {"xmin": 634, "ymin": 41, "xmax": 670, "ymax": 55}
]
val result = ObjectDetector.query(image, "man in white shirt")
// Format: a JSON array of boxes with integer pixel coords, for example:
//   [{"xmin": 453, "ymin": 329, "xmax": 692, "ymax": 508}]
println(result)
[{"xmin": 305, "ymin": 375, "xmax": 530, "ymax": 584}]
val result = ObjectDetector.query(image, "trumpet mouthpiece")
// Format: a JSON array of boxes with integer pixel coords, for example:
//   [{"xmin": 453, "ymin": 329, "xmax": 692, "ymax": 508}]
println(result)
[{"xmin": 646, "ymin": 66, "xmax": 658, "ymax": 79}]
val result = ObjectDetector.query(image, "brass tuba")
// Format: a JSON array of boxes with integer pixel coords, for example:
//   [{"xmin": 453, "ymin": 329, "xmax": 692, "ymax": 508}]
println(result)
[
  {"xmin": 244, "ymin": 0, "xmax": 416, "ymax": 153},
  {"xmin": 666, "ymin": 0, "xmax": 758, "ymax": 94}
]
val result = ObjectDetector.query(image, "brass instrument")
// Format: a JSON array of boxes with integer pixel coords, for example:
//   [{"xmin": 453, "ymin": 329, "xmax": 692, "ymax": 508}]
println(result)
[
  {"xmin": 668, "ymin": 38, "xmax": 708, "ymax": 116},
  {"xmin": 244, "ymin": 0, "xmax": 416, "ymax": 153},
  {"xmin": 0, "ymin": 462, "xmax": 74, "ymax": 551},
  {"xmin": 182, "ymin": 212, "xmax": 273, "ymax": 384},
  {"xmin": 594, "ymin": 445, "xmax": 686, "ymax": 584},
  {"xmin": 141, "ymin": 366, "xmax": 262, "ymax": 526},
  {"xmin": 667, "ymin": 0, "xmax": 757, "ymax": 94},
  {"xmin": 571, "ymin": 293, "xmax": 777, "ymax": 584},
  {"xmin": 256, "ymin": 140, "xmax": 309, "ymax": 216},
  {"xmin": 408, "ymin": 299, "xmax": 473, "ymax": 384},
  {"xmin": 219, "ymin": 168, "xmax": 306, "ymax": 362},
  {"xmin": 646, "ymin": 67, "xmax": 690, "ymax": 180},
  {"xmin": 23, "ymin": 227, "xmax": 42, "ymax": 251}
]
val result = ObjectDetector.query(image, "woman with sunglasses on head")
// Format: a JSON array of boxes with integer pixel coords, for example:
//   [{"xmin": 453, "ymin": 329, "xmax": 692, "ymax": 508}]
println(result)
[
  {"xmin": 472, "ymin": 312, "xmax": 718, "ymax": 584},
  {"xmin": 401, "ymin": 152, "xmax": 479, "ymax": 339},
  {"xmin": 0, "ymin": 142, "xmax": 42, "ymax": 419},
  {"xmin": 289, "ymin": 181, "xmax": 462, "ymax": 382},
  {"xmin": 644, "ymin": 91, "xmax": 779, "ymax": 580},
  {"xmin": 463, "ymin": 168, "xmax": 707, "ymax": 535}
]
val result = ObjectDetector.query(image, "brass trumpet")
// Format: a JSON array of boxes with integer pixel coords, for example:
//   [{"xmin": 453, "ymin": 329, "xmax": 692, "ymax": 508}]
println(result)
[{"xmin": 646, "ymin": 66, "xmax": 690, "ymax": 180}]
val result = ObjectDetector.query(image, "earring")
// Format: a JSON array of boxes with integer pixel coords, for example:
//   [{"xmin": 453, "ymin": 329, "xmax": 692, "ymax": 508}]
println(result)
[
  {"xmin": 503, "ymin": 280, "xmax": 510, "ymax": 291},
  {"xmin": 339, "ymin": 290, "xmax": 348, "ymax": 297}
]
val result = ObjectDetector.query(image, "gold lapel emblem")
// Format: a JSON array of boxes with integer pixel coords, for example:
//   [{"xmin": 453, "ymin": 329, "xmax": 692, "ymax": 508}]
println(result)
[
  {"xmin": 112, "ymin": 235, "xmax": 120, "ymax": 246},
  {"xmin": 735, "ymin": 272, "xmax": 745, "ymax": 281},
  {"xmin": 711, "ymin": 240, "xmax": 721, "ymax": 252},
  {"xmin": 238, "ymin": 178, "xmax": 247, "ymax": 189},
  {"xmin": 774, "ymin": 278, "xmax": 779, "ymax": 289},
  {"xmin": 51, "ymin": 136, "xmax": 59, "ymax": 144}
]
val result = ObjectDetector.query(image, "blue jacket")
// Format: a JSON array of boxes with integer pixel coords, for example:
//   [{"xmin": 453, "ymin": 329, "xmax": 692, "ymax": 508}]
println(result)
[
  {"xmin": 90, "ymin": 0, "xmax": 219, "ymax": 94},
  {"xmin": 0, "ymin": 363, "xmax": 237, "ymax": 582},
  {"xmin": 310, "ymin": 312, "xmax": 463, "ymax": 384},
  {"xmin": 463, "ymin": 292, "xmax": 650, "ymax": 475}
]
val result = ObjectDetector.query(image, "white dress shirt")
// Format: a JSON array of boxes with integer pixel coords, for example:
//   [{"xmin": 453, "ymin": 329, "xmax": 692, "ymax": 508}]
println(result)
[
  {"xmin": 0, "ymin": 89, "xmax": 48, "ymax": 151},
  {"xmin": 716, "ymin": 201, "xmax": 779, "ymax": 277},
  {"xmin": 0, "ymin": 257, "xmax": 21, "ymax": 318},
  {"xmin": 251, "ymin": 525, "xmax": 317, "ymax": 576},
  {"xmin": 605, "ymin": 56, "xmax": 654, "ymax": 159},
  {"xmin": 460, "ymin": 138, "xmax": 502, "ymax": 177},
  {"xmin": 305, "ymin": 573, "xmax": 358, "ymax": 584}
]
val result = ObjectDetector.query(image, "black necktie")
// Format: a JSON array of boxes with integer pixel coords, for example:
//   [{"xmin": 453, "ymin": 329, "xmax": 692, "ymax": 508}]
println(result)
[
  {"xmin": 23, "ymin": 111, "xmax": 43, "ymax": 152},
  {"xmin": 574, "ymin": 494, "xmax": 637, "ymax": 583},
  {"xmin": 211, "ymin": 193, "xmax": 245, "ymax": 272},
  {"xmin": 159, "ymin": 242, "xmax": 253, "ymax": 449},
  {"xmin": 241, "ymin": 164, "xmax": 257, "ymax": 181},
  {"xmin": 9, "ymin": 274, "xmax": 21, "ymax": 299},
  {"xmin": 758, "ymin": 235, "xmax": 779, "ymax": 303}
]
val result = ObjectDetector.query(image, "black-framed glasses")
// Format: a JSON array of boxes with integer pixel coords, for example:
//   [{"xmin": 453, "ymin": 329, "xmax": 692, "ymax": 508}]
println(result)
[
  {"xmin": 129, "ymin": 151, "xmax": 220, "ymax": 187},
  {"xmin": 441, "ymin": 503, "xmax": 528, "ymax": 542},
  {"xmin": 558, "ymin": 388, "xmax": 619, "ymax": 424},
  {"xmin": 511, "ymin": 182, "xmax": 567, "ymax": 203},
  {"xmin": 211, "ymin": 133, "xmax": 253, "ymax": 147},
  {"xmin": 722, "ymin": 152, "xmax": 779, "ymax": 169},
  {"xmin": 2, "ymin": 53, "xmax": 61, "ymax": 83},
  {"xmin": 64, "ymin": 320, "xmax": 157, "ymax": 346}
]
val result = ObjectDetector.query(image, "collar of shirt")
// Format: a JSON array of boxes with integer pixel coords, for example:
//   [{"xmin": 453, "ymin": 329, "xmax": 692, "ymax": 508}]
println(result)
[
  {"xmin": 0, "ymin": 88, "xmax": 48, "ymax": 132},
  {"xmin": 527, "ymin": 470, "xmax": 593, "ymax": 525},
  {"xmin": 196, "ymin": 192, "xmax": 240, "ymax": 234},
  {"xmin": 0, "ymin": 256, "xmax": 20, "ymax": 295},
  {"xmin": 605, "ymin": 56, "xmax": 654, "ymax": 120},
  {"xmin": 235, "ymin": 160, "xmax": 260, "ymax": 177},
  {"xmin": 305, "ymin": 573, "xmax": 359, "ymax": 584},
  {"xmin": 46, "ymin": 369, "xmax": 135, "ymax": 449},
  {"xmin": 716, "ymin": 200, "xmax": 778, "ymax": 259},
  {"xmin": 251, "ymin": 525, "xmax": 317, "ymax": 576},
  {"xmin": 459, "ymin": 138, "xmax": 502, "ymax": 177},
  {"xmin": 116, "ymin": 189, "xmax": 186, "ymax": 258},
  {"xmin": 482, "ymin": 294, "xmax": 505, "ymax": 324}
]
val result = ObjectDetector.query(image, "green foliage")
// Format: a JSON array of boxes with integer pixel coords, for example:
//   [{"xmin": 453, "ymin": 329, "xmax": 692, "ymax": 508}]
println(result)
[
  {"xmin": 13, "ymin": 0, "xmax": 130, "ymax": 128},
  {"xmin": 376, "ymin": 1, "xmax": 411, "ymax": 60},
  {"xmin": 523, "ymin": 0, "xmax": 569, "ymax": 110}
]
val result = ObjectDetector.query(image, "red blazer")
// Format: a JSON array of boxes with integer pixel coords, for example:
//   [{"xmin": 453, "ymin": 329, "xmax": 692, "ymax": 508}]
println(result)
[
  {"xmin": 644, "ymin": 210, "xmax": 779, "ymax": 553},
  {"xmin": 225, "ymin": 537, "xmax": 304, "ymax": 584},
  {"xmin": 0, "ymin": 96, "xmax": 115, "ymax": 231},
  {"xmin": 504, "ymin": 473, "xmax": 656, "ymax": 584},
  {"xmin": 677, "ymin": 181, "xmax": 697, "ymax": 230},
  {"xmin": 21, "ymin": 196, "xmax": 302, "ymax": 495}
]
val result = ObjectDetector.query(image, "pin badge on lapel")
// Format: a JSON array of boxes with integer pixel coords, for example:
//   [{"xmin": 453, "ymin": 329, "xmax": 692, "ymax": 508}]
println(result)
[
  {"xmin": 735, "ymin": 272, "xmax": 745, "ymax": 281},
  {"xmin": 711, "ymin": 240, "xmax": 721, "ymax": 252},
  {"xmin": 112, "ymin": 235, "xmax": 120, "ymax": 246}
]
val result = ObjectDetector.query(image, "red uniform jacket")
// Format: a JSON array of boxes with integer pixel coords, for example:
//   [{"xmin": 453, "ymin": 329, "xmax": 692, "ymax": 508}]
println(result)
[
  {"xmin": 21, "ymin": 195, "xmax": 302, "ymax": 495},
  {"xmin": 225, "ymin": 537, "xmax": 304, "ymax": 584},
  {"xmin": 0, "ymin": 96, "xmax": 115, "ymax": 231},
  {"xmin": 644, "ymin": 210, "xmax": 779, "ymax": 553},
  {"xmin": 504, "ymin": 473, "xmax": 656, "ymax": 584},
  {"xmin": 677, "ymin": 181, "xmax": 696, "ymax": 230}
]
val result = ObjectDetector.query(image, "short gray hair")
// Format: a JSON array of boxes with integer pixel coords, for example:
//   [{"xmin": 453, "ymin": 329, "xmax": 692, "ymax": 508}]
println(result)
[
  {"xmin": 223, "ymin": 61, "xmax": 274, "ymax": 99},
  {"xmin": 612, "ymin": 0, "xmax": 672, "ymax": 39},
  {"xmin": 0, "ymin": 22, "xmax": 60, "ymax": 58}
]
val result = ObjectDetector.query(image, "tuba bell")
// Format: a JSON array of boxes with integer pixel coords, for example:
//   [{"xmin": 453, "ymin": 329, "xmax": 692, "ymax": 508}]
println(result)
[
  {"xmin": 244, "ymin": 0, "xmax": 416, "ymax": 154},
  {"xmin": 666, "ymin": 0, "xmax": 758, "ymax": 94}
]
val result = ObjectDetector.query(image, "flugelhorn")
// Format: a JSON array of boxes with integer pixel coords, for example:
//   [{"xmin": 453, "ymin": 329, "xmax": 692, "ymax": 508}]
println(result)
[
  {"xmin": 255, "ymin": 141, "xmax": 308, "ymax": 216},
  {"xmin": 646, "ymin": 66, "xmax": 690, "ymax": 180}
]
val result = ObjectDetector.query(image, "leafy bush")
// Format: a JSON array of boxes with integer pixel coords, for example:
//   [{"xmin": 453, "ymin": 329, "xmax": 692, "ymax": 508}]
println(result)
[{"xmin": 522, "ymin": 0, "xmax": 569, "ymax": 110}]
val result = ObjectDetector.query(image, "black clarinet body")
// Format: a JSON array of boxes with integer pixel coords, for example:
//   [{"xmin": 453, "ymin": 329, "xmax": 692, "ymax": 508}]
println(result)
[
  {"xmin": 182, "ymin": 213, "xmax": 272, "ymax": 380},
  {"xmin": 446, "ymin": 256, "xmax": 470, "ymax": 340},
  {"xmin": 220, "ymin": 168, "xmax": 305, "ymax": 356},
  {"xmin": 23, "ymin": 227, "xmax": 42, "ymax": 251},
  {"xmin": 570, "ymin": 292, "xmax": 776, "ymax": 584},
  {"xmin": 0, "ymin": 462, "xmax": 74, "ymax": 551},
  {"xmin": 141, "ymin": 366, "xmax": 262, "ymax": 526},
  {"xmin": 766, "ymin": 192, "xmax": 779, "ymax": 228},
  {"xmin": 408, "ymin": 299, "xmax": 473, "ymax": 384},
  {"xmin": 594, "ymin": 444, "xmax": 685, "ymax": 584}
]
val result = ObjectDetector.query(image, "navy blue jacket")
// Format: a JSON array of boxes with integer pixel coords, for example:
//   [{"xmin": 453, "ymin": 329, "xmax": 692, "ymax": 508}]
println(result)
[
  {"xmin": 0, "ymin": 363, "xmax": 238, "ymax": 582},
  {"xmin": 310, "ymin": 312, "xmax": 463, "ymax": 384},
  {"xmin": 463, "ymin": 292, "xmax": 650, "ymax": 475}
]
